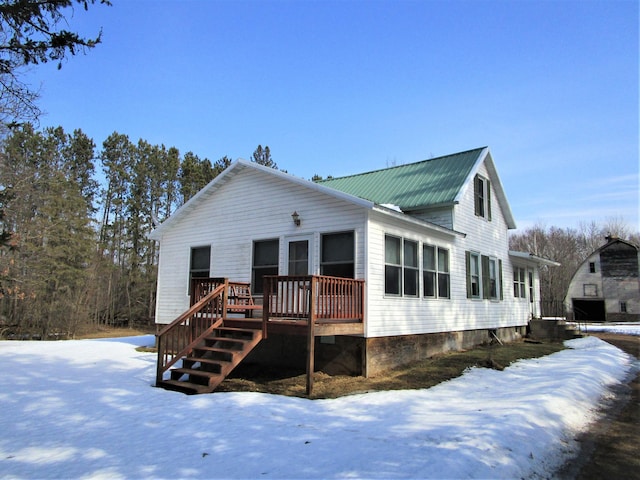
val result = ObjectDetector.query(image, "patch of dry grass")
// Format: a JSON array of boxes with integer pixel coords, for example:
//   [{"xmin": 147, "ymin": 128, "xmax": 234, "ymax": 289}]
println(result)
[{"xmin": 218, "ymin": 340, "xmax": 565, "ymax": 399}]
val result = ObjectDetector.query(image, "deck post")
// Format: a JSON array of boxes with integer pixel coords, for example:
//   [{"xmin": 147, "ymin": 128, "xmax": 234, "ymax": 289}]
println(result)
[{"xmin": 306, "ymin": 276, "xmax": 317, "ymax": 396}]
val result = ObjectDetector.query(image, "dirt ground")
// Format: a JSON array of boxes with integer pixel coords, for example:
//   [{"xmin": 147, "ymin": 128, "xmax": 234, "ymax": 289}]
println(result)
[{"xmin": 558, "ymin": 332, "xmax": 640, "ymax": 480}]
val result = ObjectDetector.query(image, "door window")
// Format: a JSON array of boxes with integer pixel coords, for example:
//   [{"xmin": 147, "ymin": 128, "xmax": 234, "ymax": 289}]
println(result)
[{"xmin": 288, "ymin": 240, "xmax": 309, "ymax": 275}]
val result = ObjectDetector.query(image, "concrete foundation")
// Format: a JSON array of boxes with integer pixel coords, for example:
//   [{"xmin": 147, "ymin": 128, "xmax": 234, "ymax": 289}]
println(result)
[{"xmin": 245, "ymin": 326, "xmax": 527, "ymax": 377}]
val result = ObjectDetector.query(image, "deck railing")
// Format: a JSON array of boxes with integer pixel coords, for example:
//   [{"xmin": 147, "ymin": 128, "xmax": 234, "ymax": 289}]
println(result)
[
  {"xmin": 155, "ymin": 282, "xmax": 227, "ymax": 385},
  {"xmin": 262, "ymin": 275, "xmax": 365, "ymax": 322}
]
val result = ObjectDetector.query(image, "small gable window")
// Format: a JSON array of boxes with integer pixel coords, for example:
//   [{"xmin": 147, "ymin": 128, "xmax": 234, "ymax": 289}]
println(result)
[
  {"xmin": 589, "ymin": 262, "xmax": 596, "ymax": 273},
  {"xmin": 474, "ymin": 174, "xmax": 492, "ymax": 221}
]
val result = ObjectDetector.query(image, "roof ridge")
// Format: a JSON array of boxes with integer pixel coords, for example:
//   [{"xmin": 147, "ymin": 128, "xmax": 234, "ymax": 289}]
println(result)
[{"xmin": 318, "ymin": 146, "xmax": 487, "ymax": 183}]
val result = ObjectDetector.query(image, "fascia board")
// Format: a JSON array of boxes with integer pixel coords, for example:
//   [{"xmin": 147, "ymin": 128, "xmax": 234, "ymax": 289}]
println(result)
[
  {"xmin": 455, "ymin": 147, "xmax": 517, "ymax": 229},
  {"xmin": 509, "ymin": 250, "xmax": 561, "ymax": 267}
]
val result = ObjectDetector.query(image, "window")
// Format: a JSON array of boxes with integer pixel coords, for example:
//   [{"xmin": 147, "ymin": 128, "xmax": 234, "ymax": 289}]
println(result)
[
  {"xmin": 528, "ymin": 270, "xmax": 534, "ymax": 303},
  {"xmin": 384, "ymin": 235, "xmax": 401, "ymax": 295},
  {"xmin": 474, "ymin": 175, "xmax": 492, "ymax": 221},
  {"xmin": 321, "ymin": 231, "xmax": 354, "ymax": 278},
  {"xmin": 583, "ymin": 284, "xmax": 598, "ymax": 296},
  {"xmin": 513, "ymin": 267, "xmax": 526, "ymax": 298},
  {"xmin": 423, "ymin": 245, "xmax": 436, "ymax": 297},
  {"xmin": 252, "ymin": 239, "xmax": 279, "ymax": 295},
  {"xmin": 488, "ymin": 258, "xmax": 499, "ymax": 300},
  {"xmin": 190, "ymin": 246, "xmax": 210, "ymax": 278},
  {"xmin": 620, "ymin": 301, "xmax": 627, "ymax": 313},
  {"xmin": 437, "ymin": 248, "xmax": 450, "ymax": 298},
  {"xmin": 423, "ymin": 244, "xmax": 449, "ymax": 299},
  {"xmin": 403, "ymin": 239, "xmax": 419, "ymax": 296},
  {"xmin": 589, "ymin": 262, "xmax": 596, "ymax": 273},
  {"xmin": 288, "ymin": 240, "xmax": 308, "ymax": 275},
  {"xmin": 466, "ymin": 252, "xmax": 481, "ymax": 298}
]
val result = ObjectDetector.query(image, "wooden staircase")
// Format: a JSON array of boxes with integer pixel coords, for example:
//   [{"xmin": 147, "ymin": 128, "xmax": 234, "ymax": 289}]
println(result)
[
  {"xmin": 158, "ymin": 324, "xmax": 262, "ymax": 395},
  {"xmin": 155, "ymin": 279, "xmax": 264, "ymax": 395}
]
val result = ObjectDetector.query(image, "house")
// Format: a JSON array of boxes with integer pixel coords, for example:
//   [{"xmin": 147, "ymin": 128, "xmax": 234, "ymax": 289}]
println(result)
[
  {"xmin": 150, "ymin": 146, "xmax": 555, "ymax": 394},
  {"xmin": 564, "ymin": 236, "xmax": 640, "ymax": 322}
]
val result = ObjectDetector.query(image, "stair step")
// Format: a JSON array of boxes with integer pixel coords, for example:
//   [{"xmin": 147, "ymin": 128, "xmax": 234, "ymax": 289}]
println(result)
[
  {"xmin": 158, "ymin": 379, "xmax": 214, "ymax": 395},
  {"xmin": 171, "ymin": 367, "xmax": 223, "ymax": 385},
  {"xmin": 215, "ymin": 327, "xmax": 257, "ymax": 338},
  {"xmin": 193, "ymin": 344, "xmax": 242, "ymax": 357},
  {"xmin": 203, "ymin": 336, "xmax": 249, "ymax": 350},
  {"xmin": 183, "ymin": 357, "xmax": 228, "ymax": 372}
]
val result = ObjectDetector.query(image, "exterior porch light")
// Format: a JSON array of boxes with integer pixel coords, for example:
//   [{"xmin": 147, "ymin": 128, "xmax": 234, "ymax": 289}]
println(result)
[{"xmin": 291, "ymin": 211, "xmax": 301, "ymax": 226}]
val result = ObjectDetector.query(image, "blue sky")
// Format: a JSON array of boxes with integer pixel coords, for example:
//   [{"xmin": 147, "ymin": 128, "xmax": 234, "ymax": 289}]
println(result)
[{"xmin": 25, "ymin": 0, "xmax": 639, "ymax": 233}]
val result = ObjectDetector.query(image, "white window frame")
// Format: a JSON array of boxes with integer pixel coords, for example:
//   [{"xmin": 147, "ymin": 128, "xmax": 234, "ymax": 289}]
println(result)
[{"xmin": 513, "ymin": 267, "xmax": 526, "ymax": 299}]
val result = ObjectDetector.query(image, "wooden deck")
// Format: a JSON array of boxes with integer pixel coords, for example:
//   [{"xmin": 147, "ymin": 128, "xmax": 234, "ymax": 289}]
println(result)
[{"xmin": 156, "ymin": 276, "xmax": 365, "ymax": 395}]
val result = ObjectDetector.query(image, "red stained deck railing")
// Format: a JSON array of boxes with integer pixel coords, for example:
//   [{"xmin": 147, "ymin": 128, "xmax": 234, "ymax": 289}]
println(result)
[{"xmin": 262, "ymin": 275, "xmax": 365, "ymax": 322}]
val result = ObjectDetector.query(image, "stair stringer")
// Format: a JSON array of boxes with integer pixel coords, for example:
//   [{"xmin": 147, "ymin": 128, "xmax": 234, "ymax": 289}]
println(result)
[{"xmin": 158, "ymin": 324, "xmax": 263, "ymax": 394}]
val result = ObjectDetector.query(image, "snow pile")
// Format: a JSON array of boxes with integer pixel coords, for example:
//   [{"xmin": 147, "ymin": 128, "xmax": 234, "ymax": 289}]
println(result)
[{"xmin": 0, "ymin": 333, "xmax": 636, "ymax": 479}]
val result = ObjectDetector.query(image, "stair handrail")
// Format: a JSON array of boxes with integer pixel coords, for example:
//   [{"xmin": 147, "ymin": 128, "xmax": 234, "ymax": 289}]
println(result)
[{"xmin": 156, "ymin": 282, "xmax": 227, "ymax": 385}]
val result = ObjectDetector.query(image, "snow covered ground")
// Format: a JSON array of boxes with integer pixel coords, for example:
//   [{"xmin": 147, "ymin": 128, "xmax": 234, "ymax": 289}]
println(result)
[
  {"xmin": 578, "ymin": 321, "xmax": 640, "ymax": 336},
  {"xmin": 0, "ymin": 324, "xmax": 638, "ymax": 479}
]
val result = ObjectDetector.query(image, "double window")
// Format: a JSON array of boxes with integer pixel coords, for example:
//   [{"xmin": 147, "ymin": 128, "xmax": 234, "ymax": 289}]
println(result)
[
  {"xmin": 423, "ymin": 244, "xmax": 450, "ymax": 298},
  {"xmin": 466, "ymin": 251, "xmax": 502, "ymax": 300},
  {"xmin": 384, "ymin": 235, "xmax": 450, "ymax": 298}
]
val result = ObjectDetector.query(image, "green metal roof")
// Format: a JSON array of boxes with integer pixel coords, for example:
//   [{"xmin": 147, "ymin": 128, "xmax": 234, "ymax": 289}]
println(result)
[{"xmin": 318, "ymin": 147, "xmax": 485, "ymax": 211}]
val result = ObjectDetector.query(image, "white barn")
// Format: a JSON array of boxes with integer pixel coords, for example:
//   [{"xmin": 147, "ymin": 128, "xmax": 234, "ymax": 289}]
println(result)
[{"xmin": 150, "ymin": 147, "xmax": 554, "ymax": 394}]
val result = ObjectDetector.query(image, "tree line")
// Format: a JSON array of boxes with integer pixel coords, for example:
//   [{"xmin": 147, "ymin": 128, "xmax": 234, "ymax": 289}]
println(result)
[
  {"xmin": 0, "ymin": 124, "xmax": 638, "ymax": 339},
  {"xmin": 0, "ymin": 123, "xmax": 275, "ymax": 338}
]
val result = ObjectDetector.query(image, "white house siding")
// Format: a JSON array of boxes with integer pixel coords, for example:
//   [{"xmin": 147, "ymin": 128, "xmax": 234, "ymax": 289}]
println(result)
[
  {"xmin": 154, "ymin": 167, "xmax": 367, "ymax": 324},
  {"xmin": 364, "ymin": 161, "xmax": 527, "ymax": 338}
]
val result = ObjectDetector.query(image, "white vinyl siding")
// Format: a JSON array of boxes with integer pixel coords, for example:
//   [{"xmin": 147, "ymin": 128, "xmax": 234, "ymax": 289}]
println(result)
[
  {"xmin": 365, "ymin": 158, "xmax": 530, "ymax": 338},
  {"xmin": 154, "ymin": 168, "xmax": 366, "ymax": 324}
]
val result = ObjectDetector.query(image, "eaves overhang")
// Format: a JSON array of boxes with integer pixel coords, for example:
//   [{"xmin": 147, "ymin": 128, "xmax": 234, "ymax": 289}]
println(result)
[
  {"xmin": 509, "ymin": 250, "xmax": 561, "ymax": 267},
  {"xmin": 372, "ymin": 204, "xmax": 466, "ymax": 238}
]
